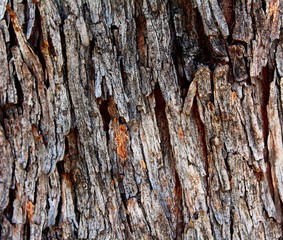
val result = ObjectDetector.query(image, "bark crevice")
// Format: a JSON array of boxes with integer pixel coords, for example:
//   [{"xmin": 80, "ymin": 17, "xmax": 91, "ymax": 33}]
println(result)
[{"xmin": 1, "ymin": 1, "xmax": 283, "ymax": 239}]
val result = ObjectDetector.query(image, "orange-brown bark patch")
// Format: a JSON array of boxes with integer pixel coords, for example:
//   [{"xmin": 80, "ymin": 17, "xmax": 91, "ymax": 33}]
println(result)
[{"xmin": 114, "ymin": 120, "xmax": 129, "ymax": 162}]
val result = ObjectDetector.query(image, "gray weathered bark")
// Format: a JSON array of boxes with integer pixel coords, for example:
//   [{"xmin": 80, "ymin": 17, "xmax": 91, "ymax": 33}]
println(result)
[{"xmin": 0, "ymin": 0, "xmax": 283, "ymax": 239}]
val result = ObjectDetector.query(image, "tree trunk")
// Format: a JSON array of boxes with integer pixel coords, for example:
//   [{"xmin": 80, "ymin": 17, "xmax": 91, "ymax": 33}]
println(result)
[{"xmin": 0, "ymin": 0, "xmax": 282, "ymax": 239}]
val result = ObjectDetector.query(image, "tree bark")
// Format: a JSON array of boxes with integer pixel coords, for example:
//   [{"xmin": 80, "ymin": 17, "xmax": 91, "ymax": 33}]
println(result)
[{"xmin": 0, "ymin": 0, "xmax": 283, "ymax": 239}]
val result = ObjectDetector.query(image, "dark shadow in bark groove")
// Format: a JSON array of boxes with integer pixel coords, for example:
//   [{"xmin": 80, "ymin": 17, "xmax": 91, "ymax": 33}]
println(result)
[
  {"xmin": 87, "ymin": 39, "xmax": 96, "ymax": 98},
  {"xmin": 58, "ymin": 22, "xmax": 68, "ymax": 87},
  {"xmin": 7, "ymin": 5, "xmax": 17, "ymax": 51},
  {"xmin": 53, "ymin": 0, "xmax": 68, "ymax": 21},
  {"xmin": 119, "ymin": 59, "xmax": 129, "ymax": 100},
  {"xmin": 194, "ymin": 9, "xmax": 228, "ymax": 68},
  {"xmin": 24, "ymin": 214, "xmax": 30, "ymax": 240},
  {"xmin": 191, "ymin": 99, "xmax": 208, "ymax": 183},
  {"xmin": 120, "ymin": 186, "xmax": 134, "ymax": 234},
  {"xmin": 260, "ymin": 67, "xmax": 278, "ymax": 209},
  {"xmin": 261, "ymin": 0, "xmax": 266, "ymax": 13},
  {"xmin": 153, "ymin": 82, "xmax": 185, "ymax": 238},
  {"xmin": 194, "ymin": 12, "xmax": 216, "ymax": 68},
  {"xmin": 98, "ymin": 98, "xmax": 111, "ymax": 142},
  {"xmin": 55, "ymin": 158, "xmax": 65, "ymax": 227},
  {"xmin": 28, "ymin": 4, "xmax": 50, "ymax": 89},
  {"xmin": 174, "ymin": 170, "xmax": 185, "ymax": 239},
  {"xmin": 261, "ymin": 66, "xmax": 270, "ymax": 160},
  {"xmin": 3, "ymin": 188, "xmax": 16, "ymax": 222},
  {"xmin": 110, "ymin": 24, "xmax": 119, "ymax": 49},
  {"xmin": 223, "ymin": 0, "xmax": 235, "ymax": 32},
  {"xmin": 168, "ymin": 1, "xmax": 190, "ymax": 102},
  {"xmin": 13, "ymin": 73, "xmax": 24, "ymax": 111},
  {"xmin": 0, "ymin": 107, "xmax": 4, "ymax": 130},
  {"xmin": 134, "ymin": 8, "xmax": 147, "ymax": 67},
  {"xmin": 27, "ymin": 4, "xmax": 40, "ymax": 49}
]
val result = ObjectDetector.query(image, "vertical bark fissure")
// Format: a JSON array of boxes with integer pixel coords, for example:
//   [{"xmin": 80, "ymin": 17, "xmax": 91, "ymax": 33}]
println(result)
[
  {"xmin": 194, "ymin": 9, "xmax": 218, "ymax": 67},
  {"xmin": 261, "ymin": 66, "xmax": 270, "ymax": 157},
  {"xmin": 192, "ymin": 99, "xmax": 208, "ymax": 176},
  {"xmin": 34, "ymin": 5, "xmax": 49, "ymax": 88},
  {"xmin": 98, "ymin": 98, "xmax": 111, "ymax": 142},
  {"xmin": 168, "ymin": 0, "xmax": 190, "ymax": 102},
  {"xmin": 153, "ymin": 83, "xmax": 184, "ymax": 237},
  {"xmin": 1, "ymin": 1, "xmax": 283, "ymax": 239},
  {"xmin": 13, "ymin": 74, "xmax": 24, "ymax": 112},
  {"xmin": 135, "ymin": 13, "xmax": 147, "ymax": 67},
  {"xmin": 118, "ymin": 179, "xmax": 134, "ymax": 233},
  {"xmin": 173, "ymin": 169, "xmax": 184, "ymax": 239},
  {"xmin": 3, "ymin": 188, "xmax": 16, "ymax": 223}
]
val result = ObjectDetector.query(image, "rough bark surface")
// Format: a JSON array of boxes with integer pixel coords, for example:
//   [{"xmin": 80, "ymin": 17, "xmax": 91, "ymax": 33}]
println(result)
[{"xmin": 0, "ymin": 0, "xmax": 283, "ymax": 239}]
